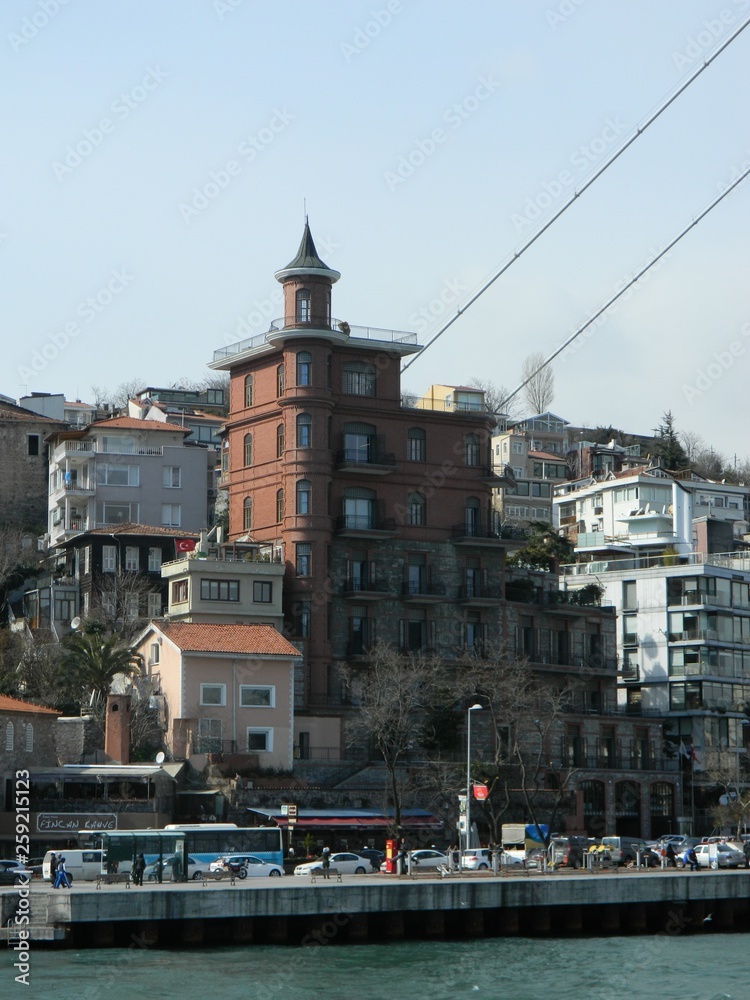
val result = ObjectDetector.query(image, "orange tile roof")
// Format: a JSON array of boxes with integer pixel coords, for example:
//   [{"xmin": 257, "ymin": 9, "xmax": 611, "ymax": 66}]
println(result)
[
  {"xmin": 0, "ymin": 402, "xmax": 66, "ymax": 424},
  {"xmin": 0, "ymin": 694, "xmax": 61, "ymax": 716},
  {"xmin": 528, "ymin": 450, "xmax": 565, "ymax": 461},
  {"xmin": 158, "ymin": 623, "xmax": 300, "ymax": 657},
  {"xmin": 89, "ymin": 416, "xmax": 190, "ymax": 432}
]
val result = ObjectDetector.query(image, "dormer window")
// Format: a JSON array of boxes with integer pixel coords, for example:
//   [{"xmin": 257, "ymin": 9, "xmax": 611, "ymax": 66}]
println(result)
[{"xmin": 296, "ymin": 289, "xmax": 311, "ymax": 324}]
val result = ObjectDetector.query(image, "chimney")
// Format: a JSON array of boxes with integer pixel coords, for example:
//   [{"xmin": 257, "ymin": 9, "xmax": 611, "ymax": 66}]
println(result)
[{"xmin": 104, "ymin": 693, "xmax": 131, "ymax": 764}]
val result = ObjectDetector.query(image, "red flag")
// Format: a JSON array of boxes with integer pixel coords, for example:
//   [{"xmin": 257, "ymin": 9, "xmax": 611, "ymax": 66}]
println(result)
[
  {"xmin": 472, "ymin": 783, "xmax": 488, "ymax": 800},
  {"xmin": 175, "ymin": 538, "xmax": 196, "ymax": 553}
]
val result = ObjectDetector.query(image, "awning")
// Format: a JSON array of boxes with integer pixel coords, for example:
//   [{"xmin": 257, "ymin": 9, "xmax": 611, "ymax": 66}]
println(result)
[{"xmin": 246, "ymin": 807, "xmax": 442, "ymax": 830}]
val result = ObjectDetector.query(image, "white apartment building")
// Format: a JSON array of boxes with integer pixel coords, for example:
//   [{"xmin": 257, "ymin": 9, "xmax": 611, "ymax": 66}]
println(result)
[{"xmin": 46, "ymin": 417, "xmax": 212, "ymax": 548}]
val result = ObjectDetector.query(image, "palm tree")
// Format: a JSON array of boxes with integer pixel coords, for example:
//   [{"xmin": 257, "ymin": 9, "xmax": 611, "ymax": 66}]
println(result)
[{"xmin": 61, "ymin": 631, "xmax": 143, "ymax": 705}]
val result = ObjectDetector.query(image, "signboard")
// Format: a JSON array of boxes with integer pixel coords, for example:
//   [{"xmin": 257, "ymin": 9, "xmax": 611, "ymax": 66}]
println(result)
[
  {"xmin": 283, "ymin": 803, "xmax": 297, "ymax": 824},
  {"xmin": 36, "ymin": 813, "xmax": 117, "ymax": 833},
  {"xmin": 472, "ymin": 784, "xmax": 488, "ymax": 801}
]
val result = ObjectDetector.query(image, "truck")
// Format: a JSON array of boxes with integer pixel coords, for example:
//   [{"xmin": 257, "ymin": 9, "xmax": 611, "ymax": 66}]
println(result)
[{"xmin": 501, "ymin": 823, "xmax": 549, "ymax": 864}]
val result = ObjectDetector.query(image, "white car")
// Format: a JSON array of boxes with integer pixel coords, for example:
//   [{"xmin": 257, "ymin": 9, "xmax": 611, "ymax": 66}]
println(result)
[
  {"xmin": 144, "ymin": 855, "xmax": 203, "ymax": 882},
  {"xmin": 462, "ymin": 849, "xmax": 493, "ymax": 870},
  {"xmin": 209, "ymin": 855, "xmax": 284, "ymax": 877},
  {"xmin": 294, "ymin": 852, "xmax": 372, "ymax": 876},
  {"xmin": 692, "ymin": 843, "xmax": 747, "ymax": 870},
  {"xmin": 380, "ymin": 849, "xmax": 449, "ymax": 872}
]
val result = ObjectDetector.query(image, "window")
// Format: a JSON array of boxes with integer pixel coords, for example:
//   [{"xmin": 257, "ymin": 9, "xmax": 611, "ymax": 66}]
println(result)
[
  {"xmin": 623, "ymin": 581, "xmax": 637, "ymax": 611},
  {"xmin": 97, "ymin": 464, "xmax": 139, "ymax": 486},
  {"xmin": 407, "ymin": 428, "xmax": 426, "ymax": 462},
  {"xmin": 200, "ymin": 579, "xmax": 240, "ymax": 601},
  {"xmin": 465, "ymin": 433, "xmax": 480, "ymax": 466},
  {"xmin": 149, "ymin": 642, "xmax": 161, "ymax": 665},
  {"xmin": 104, "ymin": 501, "xmax": 139, "ymax": 524},
  {"xmin": 296, "ymin": 542, "xmax": 311, "ymax": 576},
  {"xmin": 296, "ymin": 479, "xmax": 311, "ymax": 515},
  {"xmin": 512, "ymin": 441, "xmax": 524, "ymax": 454},
  {"xmin": 296, "ymin": 414, "xmax": 312, "ymax": 448},
  {"xmin": 196, "ymin": 718, "xmax": 222, "ymax": 754},
  {"xmin": 148, "ymin": 547, "xmax": 162, "ymax": 572},
  {"xmin": 407, "ymin": 492, "xmax": 426, "ymax": 526},
  {"xmin": 294, "ymin": 601, "xmax": 311, "ymax": 638},
  {"xmin": 350, "ymin": 606, "xmax": 372, "ymax": 654},
  {"xmin": 296, "ymin": 288, "xmax": 311, "ymax": 323},
  {"xmin": 124, "ymin": 595, "xmax": 140, "ymax": 619},
  {"xmin": 253, "ymin": 581, "xmax": 272, "ymax": 603},
  {"xmin": 147, "ymin": 593, "xmax": 162, "ymax": 618},
  {"xmin": 163, "ymin": 466, "xmax": 181, "ymax": 488},
  {"xmin": 342, "ymin": 361, "xmax": 376, "ymax": 396},
  {"xmin": 247, "ymin": 728, "xmax": 273, "ymax": 752},
  {"xmin": 244, "ymin": 374, "xmax": 253, "ymax": 407},
  {"xmin": 240, "ymin": 686, "xmax": 275, "ymax": 708},
  {"xmin": 276, "ymin": 423, "xmax": 285, "ymax": 458},
  {"xmin": 162, "ymin": 504, "xmax": 181, "ymax": 528},
  {"xmin": 125, "ymin": 546, "xmax": 140, "ymax": 572},
  {"xmin": 83, "ymin": 546, "xmax": 91, "ymax": 575},
  {"xmin": 343, "ymin": 488, "xmax": 375, "ymax": 529},
  {"xmin": 276, "ymin": 364, "xmax": 285, "ymax": 397},
  {"xmin": 102, "ymin": 545, "xmax": 117, "ymax": 573},
  {"xmin": 343, "ymin": 423, "xmax": 376, "ymax": 464},
  {"xmin": 296, "ymin": 351, "xmax": 312, "ymax": 386},
  {"xmin": 5, "ymin": 721, "xmax": 14, "ymax": 751},
  {"xmin": 276, "ymin": 488, "xmax": 284, "ymax": 523},
  {"xmin": 172, "ymin": 580, "xmax": 188, "ymax": 603},
  {"xmin": 243, "ymin": 496, "xmax": 252, "ymax": 531},
  {"xmin": 24, "ymin": 723, "xmax": 33, "ymax": 753},
  {"xmin": 201, "ymin": 684, "xmax": 226, "ymax": 706},
  {"xmin": 244, "ymin": 434, "xmax": 253, "ymax": 467},
  {"xmin": 464, "ymin": 497, "xmax": 480, "ymax": 535},
  {"xmin": 27, "ymin": 434, "xmax": 40, "ymax": 457}
]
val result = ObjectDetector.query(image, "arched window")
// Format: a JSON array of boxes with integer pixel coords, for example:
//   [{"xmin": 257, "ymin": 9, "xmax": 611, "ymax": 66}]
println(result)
[
  {"xmin": 243, "ymin": 433, "xmax": 253, "ymax": 467},
  {"xmin": 464, "ymin": 496, "xmax": 480, "ymax": 536},
  {"xmin": 407, "ymin": 428, "xmax": 426, "ymax": 462},
  {"xmin": 407, "ymin": 492, "xmax": 426, "ymax": 526},
  {"xmin": 276, "ymin": 488, "xmax": 284, "ymax": 523},
  {"xmin": 295, "ymin": 289, "xmax": 311, "ymax": 324},
  {"xmin": 5, "ymin": 721, "xmax": 14, "ymax": 751},
  {"xmin": 296, "ymin": 480, "xmax": 311, "ymax": 515},
  {"xmin": 465, "ymin": 433, "xmax": 480, "ymax": 466},
  {"xmin": 342, "ymin": 361, "xmax": 376, "ymax": 396},
  {"xmin": 296, "ymin": 352, "xmax": 312, "ymax": 386},
  {"xmin": 244, "ymin": 374, "xmax": 253, "ymax": 408},
  {"xmin": 579, "ymin": 780, "xmax": 606, "ymax": 824},
  {"xmin": 276, "ymin": 364, "xmax": 285, "ymax": 397},
  {"xmin": 24, "ymin": 723, "xmax": 33, "ymax": 753},
  {"xmin": 296, "ymin": 413, "xmax": 312, "ymax": 448},
  {"xmin": 276, "ymin": 423, "xmax": 285, "ymax": 458},
  {"xmin": 243, "ymin": 497, "xmax": 253, "ymax": 532}
]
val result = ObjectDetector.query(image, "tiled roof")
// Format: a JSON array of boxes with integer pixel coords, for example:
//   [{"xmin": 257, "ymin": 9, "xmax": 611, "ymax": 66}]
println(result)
[
  {"xmin": 88, "ymin": 416, "xmax": 190, "ymax": 432},
  {"xmin": 0, "ymin": 694, "xmax": 61, "ymax": 716},
  {"xmin": 527, "ymin": 450, "xmax": 564, "ymax": 461},
  {"xmin": 0, "ymin": 401, "xmax": 66, "ymax": 424},
  {"xmin": 158, "ymin": 623, "xmax": 301, "ymax": 657}
]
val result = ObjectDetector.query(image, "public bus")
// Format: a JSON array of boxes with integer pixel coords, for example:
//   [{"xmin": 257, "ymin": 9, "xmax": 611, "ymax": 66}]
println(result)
[{"xmin": 90, "ymin": 823, "xmax": 284, "ymax": 878}]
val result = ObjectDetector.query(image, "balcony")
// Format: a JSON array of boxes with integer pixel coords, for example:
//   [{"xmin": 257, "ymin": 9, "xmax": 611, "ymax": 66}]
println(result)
[
  {"xmin": 341, "ymin": 578, "xmax": 391, "ymax": 600},
  {"xmin": 335, "ymin": 449, "xmax": 397, "ymax": 475},
  {"xmin": 451, "ymin": 521, "xmax": 527, "ymax": 546},
  {"xmin": 457, "ymin": 584, "xmax": 503, "ymax": 605},
  {"xmin": 335, "ymin": 515, "xmax": 397, "ymax": 538},
  {"xmin": 479, "ymin": 464, "xmax": 517, "ymax": 488},
  {"xmin": 50, "ymin": 480, "xmax": 96, "ymax": 501},
  {"xmin": 401, "ymin": 580, "xmax": 448, "ymax": 603}
]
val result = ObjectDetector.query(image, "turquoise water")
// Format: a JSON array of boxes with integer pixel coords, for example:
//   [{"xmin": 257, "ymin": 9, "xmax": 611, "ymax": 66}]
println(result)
[{"xmin": 1, "ymin": 935, "xmax": 748, "ymax": 1000}]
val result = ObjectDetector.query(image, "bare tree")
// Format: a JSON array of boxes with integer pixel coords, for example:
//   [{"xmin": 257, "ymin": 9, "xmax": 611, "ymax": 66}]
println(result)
[
  {"xmin": 91, "ymin": 377, "xmax": 147, "ymax": 410},
  {"xmin": 520, "ymin": 352, "xmax": 555, "ymax": 415},
  {"xmin": 339, "ymin": 644, "xmax": 442, "ymax": 835},
  {"xmin": 701, "ymin": 746, "xmax": 750, "ymax": 840},
  {"xmin": 467, "ymin": 378, "xmax": 520, "ymax": 422},
  {"xmin": 89, "ymin": 570, "xmax": 163, "ymax": 642}
]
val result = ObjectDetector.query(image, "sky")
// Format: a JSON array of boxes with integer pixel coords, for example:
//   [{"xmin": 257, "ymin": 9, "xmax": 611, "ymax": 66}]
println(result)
[{"xmin": 2, "ymin": 0, "xmax": 749, "ymax": 462}]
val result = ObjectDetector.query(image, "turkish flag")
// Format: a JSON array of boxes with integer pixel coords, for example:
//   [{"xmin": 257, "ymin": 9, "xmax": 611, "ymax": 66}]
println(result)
[
  {"xmin": 472, "ymin": 784, "xmax": 488, "ymax": 801},
  {"xmin": 175, "ymin": 538, "xmax": 196, "ymax": 553}
]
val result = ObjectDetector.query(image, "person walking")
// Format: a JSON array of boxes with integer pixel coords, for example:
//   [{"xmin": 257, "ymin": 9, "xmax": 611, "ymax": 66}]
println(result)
[
  {"xmin": 132, "ymin": 853, "xmax": 146, "ymax": 886},
  {"xmin": 666, "ymin": 843, "xmax": 676, "ymax": 868},
  {"xmin": 394, "ymin": 837, "xmax": 408, "ymax": 875},
  {"xmin": 49, "ymin": 853, "xmax": 59, "ymax": 887},
  {"xmin": 54, "ymin": 856, "xmax": 71, "ymax": 889},
  {"xmin": 321, "ymin": 846, "xmax": 331, "ymax": 879}
]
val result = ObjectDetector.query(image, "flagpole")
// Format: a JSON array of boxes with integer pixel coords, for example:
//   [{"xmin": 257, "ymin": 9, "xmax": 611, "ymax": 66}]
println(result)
[{"xmin": 690, "ymin": 754, "xmax": 695, "ymax": 834}]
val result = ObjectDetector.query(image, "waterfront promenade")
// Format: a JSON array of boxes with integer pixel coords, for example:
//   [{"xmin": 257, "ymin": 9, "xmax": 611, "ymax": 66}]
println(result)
[{"xmin": 3, "ymin": 867, "xmax": 750, "ymax": 948}]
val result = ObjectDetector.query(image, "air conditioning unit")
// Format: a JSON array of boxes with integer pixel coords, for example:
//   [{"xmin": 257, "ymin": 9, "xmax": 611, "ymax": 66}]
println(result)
[{"xmin": 207, "ymin": 489, "xmax": 217, "ymax": 498}]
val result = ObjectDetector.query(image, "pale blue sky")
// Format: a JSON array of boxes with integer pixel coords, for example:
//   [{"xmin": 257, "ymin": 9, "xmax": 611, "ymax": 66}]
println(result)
[{"xmin": 2, "ymin": 1, "xmax": 749, "ymax": 461}]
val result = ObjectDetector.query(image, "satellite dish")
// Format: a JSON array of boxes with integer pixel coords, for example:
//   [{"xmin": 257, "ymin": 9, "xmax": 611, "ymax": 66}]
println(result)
[
  {"xmin": 155, "ymin": 751, "xmax": 166, "ymax": 764},
  {"xmin": 70, "ymin": 617, "xmax": 81, "ymax": 630}
]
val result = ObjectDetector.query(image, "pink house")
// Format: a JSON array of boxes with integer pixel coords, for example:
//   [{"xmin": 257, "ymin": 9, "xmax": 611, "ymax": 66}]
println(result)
[{"xmin": 135, "ymin": 622, "xmax": 301, "ymax": 770}]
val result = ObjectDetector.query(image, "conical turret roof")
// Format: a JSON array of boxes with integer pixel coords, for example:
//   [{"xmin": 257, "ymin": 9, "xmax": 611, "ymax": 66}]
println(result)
[{"xmin": 275, "ymin": 221, "xmax": 340, "ymax": 283}]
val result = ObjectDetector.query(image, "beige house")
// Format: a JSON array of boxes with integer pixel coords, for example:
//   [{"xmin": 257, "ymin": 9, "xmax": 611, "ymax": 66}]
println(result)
[{"xmin": 134, "ymin": 622, "xmax": 301, "ymax": 770}]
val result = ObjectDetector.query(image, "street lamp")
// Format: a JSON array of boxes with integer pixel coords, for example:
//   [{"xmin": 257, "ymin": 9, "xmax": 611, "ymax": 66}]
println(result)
[{"xmin": 465, "ymin": 703, "xmax": 483, "ymax": 854}]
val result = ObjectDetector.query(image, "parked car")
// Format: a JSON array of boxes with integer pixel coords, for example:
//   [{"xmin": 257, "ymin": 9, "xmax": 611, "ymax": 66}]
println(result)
[
  {"xmin": 549, "ymin": 837, "xmax": 593, "ymax": 869},
  {"xmin": 602, "ymin": 837, "xmax": 654, "ymax": 866},
  {"xmin": 357, "ymin": 849, "xmax": 385, "ymax": 871},
  {"xmin": 679, "ymin": 843, "xmax": 748, "ymax": 870},
  {"xmin": 0, "ymin": 860, "xmax": 32, "ymax": 885},
  {"xmin": 379, "ymin": 849, "xmax": 449, "ymax": 872},
  {"xmin": 462, "ymin": 848, "xmax": 493, "ymax": 870},
  {"xmin": 144, "ymin": 855, "xmax": 203, "ymax": 882},
  {"xmin": 209, "ymin": 854, "xmax": 284, "ymax": 878},
  {"xmin": 294, "ymin": 852, "xmax": 373, "ymax": 876}
]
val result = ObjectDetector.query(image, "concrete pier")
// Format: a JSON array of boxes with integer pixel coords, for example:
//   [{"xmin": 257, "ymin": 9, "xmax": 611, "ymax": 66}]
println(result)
[{"xmin": 3, "ymin": 869, "xmax": 750, "ymax": 948}]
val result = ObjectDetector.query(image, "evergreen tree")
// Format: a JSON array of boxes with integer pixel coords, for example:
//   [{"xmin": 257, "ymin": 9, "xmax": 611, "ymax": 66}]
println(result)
[{"xmin": 653, "ymin": 410, "xmax": 688, "ymax": 471}]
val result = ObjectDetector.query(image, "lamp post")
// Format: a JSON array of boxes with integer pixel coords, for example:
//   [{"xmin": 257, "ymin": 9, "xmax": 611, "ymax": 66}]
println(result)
[{"xmin": 465, "ymin": 703, "xmax": 483, "ymax": 853}]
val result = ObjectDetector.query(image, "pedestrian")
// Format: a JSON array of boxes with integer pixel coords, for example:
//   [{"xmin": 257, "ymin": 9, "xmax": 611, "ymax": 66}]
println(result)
[
  {"xmin": 132, "ymin": 853, "xmax": 146, "ymax": 886},
  {"xmin": 683, "ymin": 847, "xmax": 699, "ymax": 871},
  {"xmin": 54, "ymin": 856, "xmax": 71, "ymax": 889},
  {"xmin": 665, "ymin": 843, "xmax": 676, "ymax": 868},
  {"xmin": 49, "ymin": 852, "xmax": 58, "ymax": 887},
  {"xmin": 321, "ymin": 846, "xmax": 331, "ymax": 879},
  {"xmin": 394, "ymin": 837, "xmax": 408, "ymax": 874}
]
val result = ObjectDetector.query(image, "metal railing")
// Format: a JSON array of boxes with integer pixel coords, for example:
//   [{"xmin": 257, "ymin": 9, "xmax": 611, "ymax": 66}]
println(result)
[
  {"xmin": 335, "ymin": 449, "xmax": 396, "ymax": 468},
  {"xmin": 212, "ymin": 319, "xmax": 417, "ymax": 361},
  {"xmin": 336, "ymin": 515, "xmax": 396, "ymax": 533}
]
